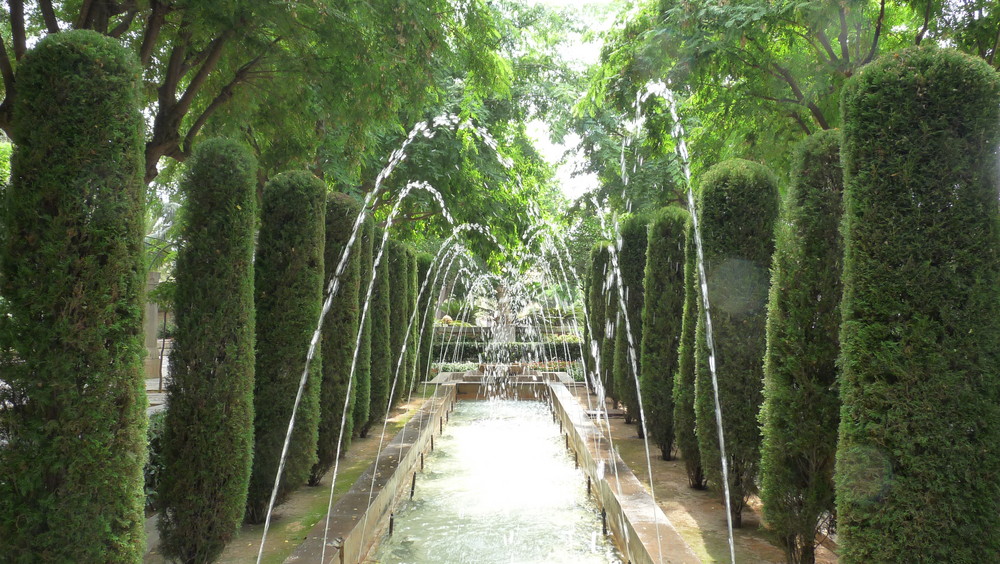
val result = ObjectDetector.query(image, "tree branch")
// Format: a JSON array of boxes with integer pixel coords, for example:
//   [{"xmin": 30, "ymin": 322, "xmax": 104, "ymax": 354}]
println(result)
[
  {"xmin": 139, "ymin": 0, "xmax": 168, "ymax": 67},
  {"xmin": 39, "ymin": 0, "xmax": 61, "ymax": 33},
  {"xmin": 182, "ymin": 51, "xmax": 269, "ymax": 155},
  {"xmin": 0, "ymin": 31, "xmax": 15, "ymax": 95},
  {"xmin": 109, "ymin": 8, "xmax": 139, "ymax": 38},
  {"xmin": 391, "ymin": 211, "xmax": 439, "ymax": 225},
  {"xmin": 837, "ymin": 6, "xmax": 850, "ymax": 65},
  {"xmin": 9, "ymin": 0, "xmax": 26, "ymax": 60},
  {"xmin": 789, "ymin": 112, "xmax": 813, "ymax": 135},
  {"xmin": 173, "ymin": 31, "xmax": 232, "ymax": 119},
  {"xmin": 914, "ymin": 1, "xmax": 932, "ymax": 46},
  {"xmin": 815, "ymin": 29, "xmax": 840, "ymax": 66},
  {"xmin": 771, "ymin": 63, "xmax": 830, "ymax": 129},
  {"xmin": 864, "ymin": 0, "xmax": 887, "ymax": 64}
]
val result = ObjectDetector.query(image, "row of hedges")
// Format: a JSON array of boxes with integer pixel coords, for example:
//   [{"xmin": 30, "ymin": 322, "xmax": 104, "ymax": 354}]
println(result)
[
  {"xmin": 0, "ymin": 29, "xmax": 437, "ymax": 561},
  {"xmin": 583, "ymin": 45, "xmax": 1000, "ymax": 564}
]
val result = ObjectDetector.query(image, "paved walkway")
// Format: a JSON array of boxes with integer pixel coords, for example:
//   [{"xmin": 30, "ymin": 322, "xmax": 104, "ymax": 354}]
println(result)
[{"xmin": 146, "ymin": 339, "xmax": 171, "ymax": 416}]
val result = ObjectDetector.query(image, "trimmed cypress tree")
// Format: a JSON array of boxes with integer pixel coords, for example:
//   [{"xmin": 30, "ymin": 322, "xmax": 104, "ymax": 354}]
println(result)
[
  {"xmin": 353, "ymin": 216, "xmax": 374, "ymax": 437},
  {"xmin": 0, "ymin": 30, "xmax": 147, "ymax": 559},
  {"xmin": 587, "ymin": 245, "xmax": 607, "ymax": 392},
  {"xmin": 387, "ymin": 240, "xmax": 409, "ymax": 408},
  {"xmin": 673, "ymin": 218, "xmax": 706, "ymax": 488},
  {"xmin": 405, "ymin": 249, "xmax": 419, "ymax": 394},
  {"xmin": 363, "ymin": 228, "xmax": 392, "ymax": 436},
  {"xmin": 693, "ymin": 158, "xmax": 778, "ymax": 527},
  {"xmin": 759, "ymin": 130, "xmax": 843, "ymax": 564},
  {"xmin": 310, "ymin": 192, "xmax": 362, "ymax": 485},
  {"xmin": 157, "ymin": 139, "xmax": 258, "ymax": 562},
  {"xmin": 416, "ymin": 252, "xmax": 435, "ymax": 383},
  {"xmin": 640, "ymin": 206, "xmax": 688, "ymax": 461},
  {"xmin": 760, "ymin": 130, "xmax": 843, "ymax": 564},
  {"xmin": 603, "ymin": 257, "xmax": 619, "ymax": 406},
  {"xmin": 835, "ymin": 47, "xmax": 1000, "ymax": 562},
  {"xmin": 614, "ymin": 215, "xmax": 648, "ymax": 427},
  {"xmin": 246, "ymin": 171, "xmax": 326, "ymax": 523}
]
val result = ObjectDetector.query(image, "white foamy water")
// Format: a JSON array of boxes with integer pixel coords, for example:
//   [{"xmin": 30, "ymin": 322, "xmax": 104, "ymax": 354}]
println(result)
[{"xmin": 370, "ymin": 400, "xmax": 622, "ymax": 564}]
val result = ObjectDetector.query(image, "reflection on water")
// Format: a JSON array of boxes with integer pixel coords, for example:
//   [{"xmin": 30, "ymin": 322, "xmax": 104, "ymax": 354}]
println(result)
[{"xmin": 370, "ymin": 399, "xmax": 622, "ymax": 564}]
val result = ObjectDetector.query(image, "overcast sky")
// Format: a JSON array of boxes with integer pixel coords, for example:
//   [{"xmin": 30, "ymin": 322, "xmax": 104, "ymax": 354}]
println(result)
[{"xmin": 520, "ymin": 0, "xmax": 628, "ymax": 201}]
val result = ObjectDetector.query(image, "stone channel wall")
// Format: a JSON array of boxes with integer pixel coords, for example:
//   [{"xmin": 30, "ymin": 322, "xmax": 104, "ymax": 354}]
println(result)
[
  {"xmin": 547, "ymin": 383, "xmax": 700, "ymax": 564},
  {"xmin": 288, "ymin": 384, "xmax": 456, "ymax": 563}
]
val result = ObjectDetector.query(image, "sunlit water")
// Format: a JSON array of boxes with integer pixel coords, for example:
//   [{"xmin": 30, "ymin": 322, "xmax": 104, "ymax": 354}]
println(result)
[{"xmin": 369, "ymin": 400, "xmax": 622, "ymax": 564}]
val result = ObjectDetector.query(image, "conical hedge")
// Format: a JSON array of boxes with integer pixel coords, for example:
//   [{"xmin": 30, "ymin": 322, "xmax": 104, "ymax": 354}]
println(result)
[
  {"xmin": 614, "ymin": 215, "xmax": 648, "ymax": 427},
  {"xmin": 353, "ymin": 216, "xmax": 374, "ymax": 437},
  {"xmin": 158, "ymin": 139, "xmax": 258, "ymax": 562},
  {"xmin": 693, "ymin": 158, "xmax": 778, "ymax": 527},
  {"xmin": 759, "ymin": 129, "xmax": 843, "ymax": 564},
  {"xmin": 387, "ymin": 239, "xmax": 409, "ymax": 408},
  {"xmin": 416, "ymin": 252, "xmax": 436, "ymax": 383},
  {"xmin": 363, "ymin": 228, "xmax": 392, "ymax": 437},
  {"xmin": 246, "ymin": 171, "xmax": 326, "ymax": 523},
  {"xmin": 835, "ymin": 47, "xmax": 1000, "ymax": 562},
  {"xmin": 673, "ymin": 218, "xmax": 706, "ymax": 488},
  {"xmin": 587, "ymin": 245, "xmax": 608, "ymax": 393},
  {"xmin": 640, "ymin": 206, "xmax": 688, "ymax": 461},
  {"xmin": 310, "ymin": 192, "xmax": 362, "ymax": 485},
  {"xmin": 0, "ymin": 30, "xmax": 147, "ymax": 560}
]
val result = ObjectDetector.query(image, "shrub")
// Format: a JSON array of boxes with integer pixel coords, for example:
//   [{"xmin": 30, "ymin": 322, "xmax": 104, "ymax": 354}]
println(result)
[
  {"xmin": 0, "ymin": 30, "xmax": 147, "ymax": 559},
  {"xmin": 246, "ymin": 171, "xmax": 326, "ymax": 523},
  {"xmin": 144, "ymin": 411, "xmax": 167, "ymax": 513},
  {"xmin": 835, "ymin": 47, "xmax": 1000, "ymax": 562},
  {"xmin": 614, "ymin": 215, "xmax": 648, "ymax": 427},
  {"xmin": 406, "ymin": 249, "xmax": 420, "ymax": 393},
  {"xmin": 158, "ymin": 138, "xmax": 258, "ymax": 561},
  {"xmin": 362, "ymin": 227, "xmax": 392, "ymax": 437},
  {"xmin": 759, "ymin": 130, "xmax": 843, "ymax": 564},
  {"xmin": 640, "ymin": 207, "xmax": 688, "ymax": 460},
  {"xmin": 353, "ymin": 216, "xmax": 374, "ymax": 437},
  {"xmin": 387, "ymin": 240, "xmax": 409, "ymax": 408},
  {"xmin": 310, "ymin": 192, "xmax": 362, "ymax": 485},
  {"xmin": 416, "ymin": 252, "xmax": 435, "ymax": 382},
  {"xmin": 693, "ymin": 158, "xmax": 778, "ymax": 527},
  {"xmin": 673, "ymin": 218, "xmax": 706, "ymax": 489}
]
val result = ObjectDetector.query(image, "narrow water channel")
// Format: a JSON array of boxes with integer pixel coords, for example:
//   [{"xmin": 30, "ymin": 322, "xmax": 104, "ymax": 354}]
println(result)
[{"xmin": 369, "ymin": 399, "xmax": 622, "ymax": 563}]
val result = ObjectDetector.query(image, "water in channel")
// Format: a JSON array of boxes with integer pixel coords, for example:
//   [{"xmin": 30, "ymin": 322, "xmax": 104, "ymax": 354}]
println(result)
[{"xmin": 370, "ymin": 399, "xmax": 622, "ymax": 564}]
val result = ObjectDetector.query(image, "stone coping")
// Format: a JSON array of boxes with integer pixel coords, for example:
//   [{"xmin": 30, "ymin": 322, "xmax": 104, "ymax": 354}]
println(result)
[{"xmin": 548, "ymin": 383, "xmax": 700, "ymax": 564}]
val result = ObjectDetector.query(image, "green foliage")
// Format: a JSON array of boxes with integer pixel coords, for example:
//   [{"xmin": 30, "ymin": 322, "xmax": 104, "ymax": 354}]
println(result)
[
  {"xmin": 158, "ymin": 138, "xmax": 258, "ymax": 561},
  {"xmin": 674, "ymin": 219, "xmax": 706, "ymax": 489},
  {"xmin": 363, "ymin": 228, "xmax": 393, "ymax": 437},
  {"xmin": 693, "ymin": 158, "xmax": 778, "ymax": 527},
  {"xmin": 246, "ymin": 171, "xmax": 326, "ymax": 523},
  {"xmin": 416, "ymin": 252, "xmax": 436, "ymax": 382},
  {"xmin": 0, "ymin": 30, "xmax": 147, "ymax": 560},
  {"xmin": 587, "ymin": 244, "xmax": 608, "ymax": 395},
  {"xmin": 640, "ymin": 207, "xmax": 688, "ymax": 460},
  {"xmin": 310, "ymin": 192, "xmax": 362, "ymax": 485},
  {"xmin": 759, "ymin": 130, "xmax": 843, "ymax": 564},
  {"xmin": 405, "ymin": 249, "xmax": 420, "ymax": 394},
  {"xmin": 353, "ymin": 216, "xmax": 374, "ymax": 437},
  {"xmin": 613, "ymin": 215, "xmax": 648, "ymax": 426},
  {"xmin": 387, "ymin": 240, "xmax": 409, "ymax": 408},
  {"xmin": 144, "ymin": 411, "xmax": 167, "ymax": 513},
  {"xmin": 835, "ymin": 47, "xmax": 1000, "ymax": 562}
]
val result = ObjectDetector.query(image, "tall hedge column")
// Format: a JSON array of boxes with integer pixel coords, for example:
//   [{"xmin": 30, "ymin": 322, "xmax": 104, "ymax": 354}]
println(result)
[
  {"xmin": 0, "ymin": 30, "xmax": 147, "ymax": 559},
  {"xmin": 310, "ymin": 193, "xmax": 362, "ymax": 485},
  {"xmin": 405, "ymin": 249, "xmax": 419, "ymax": 394},
  {"xmin": 614, "ymin": 215, "xmax": 648, "ymax": 427},
  {"xmin": 693, "ymin": 159, "xmax": 778, "ymax": 527},
  {"xmin": 387, "ymin": 240, "xmax": 409, "ymax": 408},
  {"xmin": 246, "ymin": 171, "xmax": 326, "ymax": 522},
  {"xmin": 158, "ymin": 139, "xmax": 257, "ymax": 562},
  {"xmin": 362, "ymin": 228, "xmax": 392, "ymax": 437},
  {"xmin": 587, "ymin": 245, "xmax": 608, "ymax": 393},
  {"xmin": 353, "ymin": 217, "xmax": 374, "ymax": 436},
  {"xmin": 416, "ymin": 252, "xmax": 435, "ymax": 383},
  {"xmin": 640, "ymin": 207, "xmax": 688, "ymax": 460},
  {"xmin": 759, "ymin": 130, "xmax": 843, "ymax": 564},
  {"xmin": 835, "ymin": 47, "xmax": 1000, "ymax": 562},
  {"xmin": 673, "ymin": 219, "xmax": 706, "ymax": 488}
]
